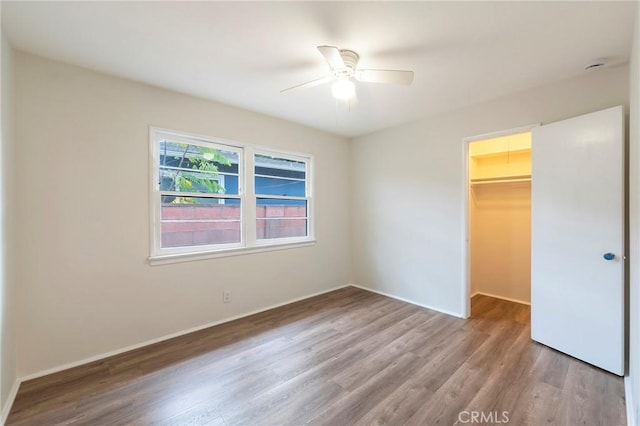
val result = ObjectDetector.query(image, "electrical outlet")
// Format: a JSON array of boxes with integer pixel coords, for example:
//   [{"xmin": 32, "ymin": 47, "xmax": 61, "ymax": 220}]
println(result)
[{"xmin": 223, "ymin": 290, "xmax": 231, "ymax": 303}]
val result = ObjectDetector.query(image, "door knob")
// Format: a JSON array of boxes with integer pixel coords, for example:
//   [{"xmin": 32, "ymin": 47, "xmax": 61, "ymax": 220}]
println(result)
[{"xmin": 603, "ymin": 253, "xmax": 615, "ymax": 261}]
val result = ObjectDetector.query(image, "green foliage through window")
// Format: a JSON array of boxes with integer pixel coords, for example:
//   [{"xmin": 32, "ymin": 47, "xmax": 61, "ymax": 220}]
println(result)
[{"xmin": 160, "ymin": 141, "xmax": 232, "ymax": 204}]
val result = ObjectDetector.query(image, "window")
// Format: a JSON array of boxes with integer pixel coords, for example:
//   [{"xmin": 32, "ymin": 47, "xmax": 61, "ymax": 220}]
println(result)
[
  {"xmin": 255, "ymin": 153, "xmax": 309, "ymax": 241},
  {"xmin": 150, "ymin": 128, "xmax": 313, "ymax": 261}
]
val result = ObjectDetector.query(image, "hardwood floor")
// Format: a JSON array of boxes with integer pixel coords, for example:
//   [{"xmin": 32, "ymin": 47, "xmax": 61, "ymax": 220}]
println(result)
[{"xmin": 7, "ymin": 287, "xmax": 626, "ymax": 425}]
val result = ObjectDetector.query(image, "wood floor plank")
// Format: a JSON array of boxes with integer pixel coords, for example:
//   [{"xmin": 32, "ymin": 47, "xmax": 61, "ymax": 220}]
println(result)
[
  {"xmin": 506, "ymin": 381, "xmax": 563, "ymax": 426},
  {"xmin": 352, "ymin": 381, "xmax": 435, "ymax": 426},
  {"xmin": 307, "ymin": 352, "xmax": 424, "ymax": 425},
  {"xmin": 530, "ymin": 345, "xmax": 572, "ymax": 390},
  {"xmin": 404, "ymin": 361, "xmax": 492, "ymax": 426},
  {"xmin": 7, "ymin": 287, "xmax": 626, "ymax": 426},
  {"xmin": 601, "ymin": 372, "xmax": 627, "ymax": 426},
  {"xmin": 331, "ymin": 327, "xmax": 429, "ymax": 391},
  {"xmin": 158, "ymin": 405, "xmax": 226, "ymax": 426},
  {"xmin": 418, "ymin": 328, "xmax": 491, "ymax": 394},
  {"xmin": 224, "ymin": 377, "xmax": 346, "ymax": 425},
  {"xmin": 268, "ymin": 302, "xmax": 419, "ymax": 381},
  {"xmin": 463, "ymin": 323, "xmax": 542, "ymax": 418},
  {"xmin": 557, "ymin": 361, "xmax": 608, "ymax": 426}
]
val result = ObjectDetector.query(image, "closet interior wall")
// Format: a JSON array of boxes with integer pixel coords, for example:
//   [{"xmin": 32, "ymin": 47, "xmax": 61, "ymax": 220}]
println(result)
[{"xmin": 469, "ymin": 133, "xmax": 532, "ymax": 305}]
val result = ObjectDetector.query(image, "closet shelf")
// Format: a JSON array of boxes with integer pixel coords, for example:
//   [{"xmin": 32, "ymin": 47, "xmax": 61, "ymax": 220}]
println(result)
[
  {"xmin": 469, "ymin": 148, "xmax": 531, "ymax": 159},
  {"xmin": 470, "ymin": 174, "xmax": 531, "ymax": 185}
]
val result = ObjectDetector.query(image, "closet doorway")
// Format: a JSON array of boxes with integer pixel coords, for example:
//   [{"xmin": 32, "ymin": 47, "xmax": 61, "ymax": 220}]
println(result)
[
  {"xmin": 465, "ymin": 129, "xmax": 533, "ymax": 317},
  {"xmin": 462, "ymin": 107, "xmax": 623, "ymax": 373}
]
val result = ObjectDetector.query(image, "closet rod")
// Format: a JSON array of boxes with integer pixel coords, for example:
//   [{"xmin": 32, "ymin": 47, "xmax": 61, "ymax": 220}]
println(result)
[{"xmin": 470, "ymin": 175, "xmax": 531, "ymax": 185}]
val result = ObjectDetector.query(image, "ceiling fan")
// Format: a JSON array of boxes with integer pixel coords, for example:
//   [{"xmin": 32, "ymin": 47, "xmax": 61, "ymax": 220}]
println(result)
[{"xmin": 281, "ymin": 45, "xmax": 414, "ymax": 100}]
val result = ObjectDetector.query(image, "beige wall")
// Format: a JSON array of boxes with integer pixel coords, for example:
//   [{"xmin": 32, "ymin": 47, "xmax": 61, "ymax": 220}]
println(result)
[
  {"xmin": 13, "ymin": 52, "xmax": 352, "ymax": 377},
  {"xmin": 351, "ymin": 65, "xmax": 629, "ymax": 317},
  {"xmin": 628, "ymin": 2, "xmax": 640, "ymax": 423},
  {"xmin": 470, "ymin": 182, "xmax": 531, "ymax": 304},
  {"xmin": 1, "ymin": 31, "xmax": 17, "ymax": 418}
]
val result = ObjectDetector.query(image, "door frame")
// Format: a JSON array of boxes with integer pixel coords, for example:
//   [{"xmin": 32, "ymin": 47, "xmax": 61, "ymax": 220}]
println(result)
[{"xmin": 461, "ymin": 123, "xmax": 540, "ymax": 319}]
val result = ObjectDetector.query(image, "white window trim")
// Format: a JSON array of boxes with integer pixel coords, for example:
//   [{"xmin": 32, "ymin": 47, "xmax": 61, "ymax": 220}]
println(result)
[{"xmin": 148, "ymin": 127, "xmax": 315, "ymax": 265}]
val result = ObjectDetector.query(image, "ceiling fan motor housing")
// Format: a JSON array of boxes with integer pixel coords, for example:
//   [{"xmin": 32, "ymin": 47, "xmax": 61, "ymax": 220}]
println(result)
[{"xmin": 339, "ymin": 49, "xmax": 359, "ymax": 71}]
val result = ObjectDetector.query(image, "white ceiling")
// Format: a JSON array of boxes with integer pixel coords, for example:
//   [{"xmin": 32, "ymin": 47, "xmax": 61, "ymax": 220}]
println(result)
[{"xmin": 2, "ymin": 1, "xmax": 636, "ymax": 137}]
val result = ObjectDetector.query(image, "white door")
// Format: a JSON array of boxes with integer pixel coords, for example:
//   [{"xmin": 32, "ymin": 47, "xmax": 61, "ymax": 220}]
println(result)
[{"xmin": 531, "ymin": 105, "xmax": 624, "ymax": 376}]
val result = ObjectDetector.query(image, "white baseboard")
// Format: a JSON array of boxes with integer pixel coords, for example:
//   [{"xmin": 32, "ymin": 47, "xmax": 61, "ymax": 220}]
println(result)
[
  {"xmin": 1, "ymin": 379, "xmax": 20, "ymax": 425},
  {"xmin": 19, "ymin": 284, "xmax": 350, "ymax": 383},
  {"xmin": 626, "ymin": 376, "xmax": 637, "ymax": 426},
  {"xmin": 471, "ymin": 291, "xmax": 531, "ymax": 306},
  {"xmin": 350, "ymin": 284, "xmax": 464, "ymax": 318}
]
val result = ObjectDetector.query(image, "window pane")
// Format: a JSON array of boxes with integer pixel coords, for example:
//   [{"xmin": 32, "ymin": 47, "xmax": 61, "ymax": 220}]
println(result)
[
  {"xmin": 255, "ymin": 154, "xmax": 306, "ymax": 196},
  {"xmin": 161, "ymin": 197, "xmax": 241, "ymax": 248},
  {"xmin": 159, "ymin": 140, "xmax": 239, "ymax": 195},
  {"xmin": 256, "ymin": 198, "xmax": 307, "ymax": 240},
  {"xmin": 254, "ymin": 176, "xmax": 305, "ymax": 197}
]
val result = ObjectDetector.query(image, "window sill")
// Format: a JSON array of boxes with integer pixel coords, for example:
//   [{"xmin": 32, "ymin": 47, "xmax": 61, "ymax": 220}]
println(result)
[{"xmin": 148, "ymin": 239, "xmax": 316, "ymax": 266}]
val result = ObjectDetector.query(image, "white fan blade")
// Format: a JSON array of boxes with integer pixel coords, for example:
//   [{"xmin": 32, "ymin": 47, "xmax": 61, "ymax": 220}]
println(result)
[
  {"xmin": 317, "ymin": 45, "xmax": 345, "ymax": 70},
  {"xmin": 280, "ymin": 75, "xmax": 334, "ymax": 93},
  {"xmin": 356, "ymin": 69, "xmax": 414, "ymax": 85}
]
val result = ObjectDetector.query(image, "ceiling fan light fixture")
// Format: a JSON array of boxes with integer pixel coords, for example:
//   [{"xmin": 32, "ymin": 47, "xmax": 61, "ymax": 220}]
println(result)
[
  {"xmin": 332, "ymin": 78, "xmax": 355, "ymax": 100},
  {"xmin": 280, "ymin": 45, "xmax": 414, "ymax": 99}
]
